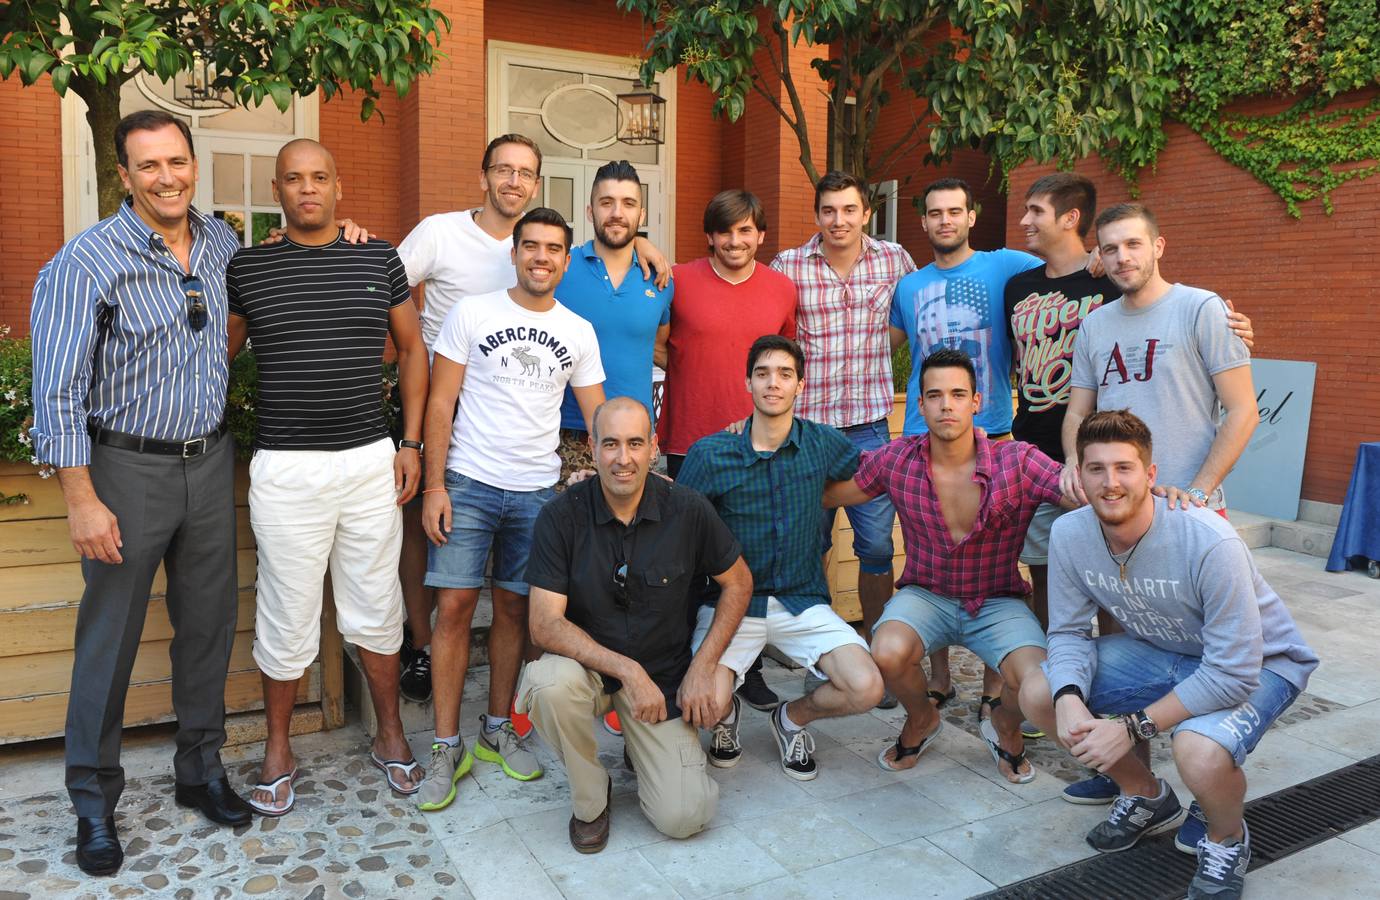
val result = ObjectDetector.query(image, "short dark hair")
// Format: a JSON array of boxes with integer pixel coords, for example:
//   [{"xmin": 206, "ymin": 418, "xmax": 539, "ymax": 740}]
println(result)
[
  {"xmin": 513, "ymin": 207, "xmax": 573, "ymax": 250},
  {"xmin": 481, "ymin": 133, "xmax": 543, "ymax": 175},
  {"xmin": 1076, "ymin": 408, "xmax": 1153, "ymax": 466},
  {"xmin": 1027, "ymin": 173, "xmax": 1097, "ymax": 238},
  {"xmin": 114, "ymin": 110, "xmax": 194, "ymax": 169},
  {"xmin": 922, "ymin": 177, "xmax": 974, "ymax": 212},
  {"xmin": 591, "ymin": 159, "xmax": 641, "ymax": 199},
  {"xmin": 1095, "ymin": 202, "xmax": 1160, "ymax": 240},
  {"xmin": 745, "ymin": 334, "xmax": 805, "ymax": 380},
  {"xmin": 704, "ymin": 189, "xmax": 766, "ymax": 233},
  {"xmin": 919, "ymin": 347, "xmax": 977, "ymax": 392},
  {"xmin": 814, "ymin": 170, "xmax": 868, "ymax": 211}
]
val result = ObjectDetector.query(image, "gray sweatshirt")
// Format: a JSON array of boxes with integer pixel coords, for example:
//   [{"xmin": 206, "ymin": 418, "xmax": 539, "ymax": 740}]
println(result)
[{"xmin": 1046, "ymin": 497, "xmax": 1319, "ymax": 716}]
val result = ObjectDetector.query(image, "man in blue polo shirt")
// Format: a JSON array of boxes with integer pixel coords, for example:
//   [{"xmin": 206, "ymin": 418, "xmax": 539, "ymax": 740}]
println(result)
[
  {"xmin": 556, "ymin": 160, "xmax": 673, "ymax": 484},
  {"xmin": 678, "ymin": 335, "xmax": 884, "ymax": 781}
]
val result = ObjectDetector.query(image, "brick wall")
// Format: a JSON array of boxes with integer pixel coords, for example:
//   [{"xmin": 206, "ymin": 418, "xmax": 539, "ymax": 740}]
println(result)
[
  {"xmin": 1006, "ymin": 91, "xmax": 1380, "ymax": 505},
  {"xmin": 0, "ymin": 78, "xmax": 64, "ymax": 335},
  {"xmin": 319, "ymin": 91, "xmax": 404, "ymax": 243}
]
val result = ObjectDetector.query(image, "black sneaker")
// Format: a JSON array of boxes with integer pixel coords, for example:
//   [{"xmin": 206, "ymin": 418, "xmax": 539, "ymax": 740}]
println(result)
[
  {"xmin": 735, "ymin": 667, "xmax": 780, "ymax": 711},
  {"xmin": 1085, "ymin": 779, "xmax": 1184, "ymax": 852},
  {"xmin": 769, "ymin": 704, "xmax": 817, "ymax": 781},
  {"xmin": 708, "ymin": 696, "xmax": 742, "ymax": 768},
  {"xmin": 400, "ymin": 645, "xmax": 432, "ymax": 703},
  {"xmin": 1188, "ymin": 820, "xmax": 1249, "ymax": 899}
]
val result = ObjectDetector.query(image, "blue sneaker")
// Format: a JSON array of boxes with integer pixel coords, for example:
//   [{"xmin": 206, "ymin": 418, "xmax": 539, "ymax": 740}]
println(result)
[
  {"xmin": 1063, "ymin": 773, "xmax": 1119, "ymax": 805},
  {"xmin": 1188, "ymin": 819, "xmax": 1250, "ymax": 899},
  {"xmin": 1176, "ymin": 800, "xmax": 1207, "ymax": 854}
]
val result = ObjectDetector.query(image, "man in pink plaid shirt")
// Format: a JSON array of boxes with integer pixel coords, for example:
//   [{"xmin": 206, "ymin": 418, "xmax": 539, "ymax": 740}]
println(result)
[
  {"xmin": 826, "ymin": 348, "xmax": 1073, "ymax": 783},
  {"xmin": 771, "ymin": 171, "xmax": 916, "ymax": 706}
]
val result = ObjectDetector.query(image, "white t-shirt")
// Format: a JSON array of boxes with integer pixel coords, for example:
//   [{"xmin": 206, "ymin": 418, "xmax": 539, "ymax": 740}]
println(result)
[
  {"xmin": 396, "ymin": 208, "xmax": 516, "ymax": 353},
  {"xmin": 433, "ymin": 290, "xmax": 604, "ymax": 490}
]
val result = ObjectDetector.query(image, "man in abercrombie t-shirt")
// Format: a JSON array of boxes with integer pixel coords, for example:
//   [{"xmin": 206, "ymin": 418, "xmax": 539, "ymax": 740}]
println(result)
[
  {"xmin": 227, "ymin": 139, "xmax": 430, "ymax": 816},
  {"xmin": 415, "ymin": 208, "xmax": 605, "ymax": 813}
]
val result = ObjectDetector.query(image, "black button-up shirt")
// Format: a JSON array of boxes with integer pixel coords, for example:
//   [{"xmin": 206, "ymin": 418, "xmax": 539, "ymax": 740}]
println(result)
[{"xmin": 525, "ymin": 474, "xmax": 742, "ymax": 718}]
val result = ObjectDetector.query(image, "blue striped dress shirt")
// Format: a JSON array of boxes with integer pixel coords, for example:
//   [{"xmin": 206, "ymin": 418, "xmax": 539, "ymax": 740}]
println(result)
[{"xmin": 29, "ymin": 199, "xmax": 240, "ymax": 467}]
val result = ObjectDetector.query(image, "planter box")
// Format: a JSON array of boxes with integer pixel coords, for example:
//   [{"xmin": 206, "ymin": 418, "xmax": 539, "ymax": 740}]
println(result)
[{"xmin": 0, "ymin": 461, "xmax": 343, "ymax": 744}]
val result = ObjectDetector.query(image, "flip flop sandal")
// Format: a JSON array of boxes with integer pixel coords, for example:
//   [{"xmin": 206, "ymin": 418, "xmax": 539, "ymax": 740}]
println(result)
[
  {"xmin": 926, "ymin": 688, "xmax": 957, "ymax": 708},
  {"xmin": 980, "ymin": 718, "xmax": 1036, "ymax": 785},
  {"xmin": 876, "ymin": 720, "xmax": 943, "ymax": 772},
  {"xmin": 247, "ymin": 767, "xmax": 298, "ymax": 817},
  {"xmin": 977, "ymin": 693, "xmax": 1001, "ymax": 723},
  {"xmin": 370, "ymin": 752, "xmax": 424, "ymax": 795}
]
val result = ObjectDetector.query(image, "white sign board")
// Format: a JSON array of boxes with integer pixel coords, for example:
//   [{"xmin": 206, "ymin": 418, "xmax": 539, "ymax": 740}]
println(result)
[{"xmin": 1222, "ymin": 359, "xmax": 1317, "ymax": 521}]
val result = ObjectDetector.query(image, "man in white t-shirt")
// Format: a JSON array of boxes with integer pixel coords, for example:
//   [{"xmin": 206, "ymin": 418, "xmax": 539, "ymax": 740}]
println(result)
[
  {"xmin": 414, "ymin": 208, "xmax": 605, "ymax": 812},
  {"xmin": 395, "ymin": 135, "xmax": 669, "ymax": 709}
]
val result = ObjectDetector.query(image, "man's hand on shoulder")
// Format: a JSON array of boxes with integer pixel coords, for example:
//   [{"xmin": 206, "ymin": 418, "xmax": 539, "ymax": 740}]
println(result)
[{"xmin": 1060, "ymin": 459, "xmax": 1087, "ymax": 508}]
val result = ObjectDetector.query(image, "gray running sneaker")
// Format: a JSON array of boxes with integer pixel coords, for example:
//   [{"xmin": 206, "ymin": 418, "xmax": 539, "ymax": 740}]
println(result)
[
  {"xmin": 1188, "ymin": 820, "xmax": 1250, "ymax": 900},
  {"xmin": 416, "ymin": 740, "xmax": 473, "ymax": 812},
  {"xmin": 1085, "ymin": 779, "xmax": 1184, "ymax": 852},
  {"xmin": 709, "ymin": 695, "xmax": 743, "ymax": 768},
  {"xmin": 475, "ymin": 715, "xmax": 543, "ymax": 781}
]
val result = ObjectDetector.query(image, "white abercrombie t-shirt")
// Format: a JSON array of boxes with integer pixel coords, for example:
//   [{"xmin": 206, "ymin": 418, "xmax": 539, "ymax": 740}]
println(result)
[
  {"xmin": 433, "ymin": 290, "xmax": 604, "ymax": 490},
  {"xmin": 397, "ymin": 208, "xmax": 517, "ymax": 353}
]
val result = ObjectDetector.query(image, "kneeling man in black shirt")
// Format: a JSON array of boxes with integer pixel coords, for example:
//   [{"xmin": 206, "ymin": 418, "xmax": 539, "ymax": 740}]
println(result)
[{"xmin": 521, "ymin": 397, "xmax": 751, "ymax": 852}]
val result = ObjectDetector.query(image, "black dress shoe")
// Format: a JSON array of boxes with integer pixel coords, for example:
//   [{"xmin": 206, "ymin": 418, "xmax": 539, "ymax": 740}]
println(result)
[
  {"xmin": 174, "ymin": 775, "xmax": 253, "ymax": 826},
  {"xmin": 75, "ymin": 816, "xmax": 123, "ymax": 876}
]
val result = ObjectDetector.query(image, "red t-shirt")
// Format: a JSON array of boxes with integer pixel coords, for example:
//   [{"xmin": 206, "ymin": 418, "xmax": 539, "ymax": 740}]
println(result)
[{"xmin": 658, "ymin": 257, "xmax": 798, "ymax": 455}]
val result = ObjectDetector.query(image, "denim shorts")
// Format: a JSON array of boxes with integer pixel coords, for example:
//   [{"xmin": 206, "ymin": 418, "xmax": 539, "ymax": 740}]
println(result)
[
  {"xmin": 1072, "ymin": 633, "xmax": 1300, "ymax": 766},
  {"xmin": 820, "ymin": 418, "xmax": 896, "ymax": 574},
  {"xmin": 424, "ymin": 470, "xmax": 556, "ymax": 594},
  {"xmin": 876, "ymin": 585, "xmax": 1047, "ymax": 671}
]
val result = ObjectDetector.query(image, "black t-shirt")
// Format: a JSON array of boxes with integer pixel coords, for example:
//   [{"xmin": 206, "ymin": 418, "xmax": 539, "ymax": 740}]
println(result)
[
  {"xmin": 525, "ymin": 475, "xmax": 742, "ymax": 718},
  {"xmin": 227, "ymin": 234, "xmax": 411, "ymax": 450},
  {"xmin": 1005, "ymin": 266, "xmax": 1118, "ymax": 460}
]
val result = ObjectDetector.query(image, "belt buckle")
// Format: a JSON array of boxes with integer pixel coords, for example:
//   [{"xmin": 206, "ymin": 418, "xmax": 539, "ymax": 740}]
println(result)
[{"xmin": 182, "ymin": 437, "xmax": 208, "ymax": 458}]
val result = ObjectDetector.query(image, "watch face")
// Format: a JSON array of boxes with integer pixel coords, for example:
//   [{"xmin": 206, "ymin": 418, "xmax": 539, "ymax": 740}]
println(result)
[{"xmin": 1137, "ymin": 717, "xmax": 1157, "ymax": 738}]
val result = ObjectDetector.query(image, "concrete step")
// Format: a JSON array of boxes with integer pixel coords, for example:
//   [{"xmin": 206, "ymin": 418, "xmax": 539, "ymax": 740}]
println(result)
[
  {"xmin": 1227, "ymin": 509, "xmax": 1273, "ymax": 549},
  {"xmin": 1227, "ymin": 507, "xmax": 1337, "ymax": 560}
]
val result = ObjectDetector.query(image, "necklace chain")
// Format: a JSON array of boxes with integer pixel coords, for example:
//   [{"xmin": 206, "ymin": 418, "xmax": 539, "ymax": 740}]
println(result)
[{"xmin": 1100, "ymin": 508, "xmax": 1153, "ymax": 582}]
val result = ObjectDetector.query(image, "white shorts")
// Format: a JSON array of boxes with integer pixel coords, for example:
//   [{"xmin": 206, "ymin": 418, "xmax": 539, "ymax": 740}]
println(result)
[
  {"xmin": 691, "ymin": 598, "xmax": 869, "ymax": 687},
  {"xmin": 249, "ymin": 437, "xmax": 405, "ymax": 681},
  {"xmin": 1019, "ymin": 502, "xmax": 1068, "ymax": 566}
]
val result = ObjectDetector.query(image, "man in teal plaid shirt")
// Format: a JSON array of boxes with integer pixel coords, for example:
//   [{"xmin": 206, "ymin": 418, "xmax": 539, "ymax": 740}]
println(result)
[{"xmin": 677, "ymin": 335, "xmax": 885, "ymax": 782}]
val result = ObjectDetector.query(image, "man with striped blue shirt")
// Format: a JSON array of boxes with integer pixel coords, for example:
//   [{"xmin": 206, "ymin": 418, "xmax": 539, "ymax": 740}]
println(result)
[
  {"xmin": 28, "ymin": 111, "xmax": 368, "ymax": 876},
  {"xmin": 677, "ymin": 335, "xmax": 884, "ymax": 781}
]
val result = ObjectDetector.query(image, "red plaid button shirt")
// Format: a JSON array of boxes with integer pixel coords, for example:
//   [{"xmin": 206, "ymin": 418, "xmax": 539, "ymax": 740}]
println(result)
[
  {"xmin": 855, "ymin": 430, "xmax": 1064, "ymax": 614},
  {"xmin": 771, "ymin": 233, "xmax": 916, "ymax": 428}
]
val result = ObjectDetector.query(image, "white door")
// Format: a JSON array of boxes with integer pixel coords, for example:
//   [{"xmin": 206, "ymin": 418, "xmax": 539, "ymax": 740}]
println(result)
[
  {"xmin": 536, "ymin": 161, "xmax": 591, "ymax": 246},
  {"xmin": 199, "ymin": 136, "xmax": 292, "ymax": 247}
]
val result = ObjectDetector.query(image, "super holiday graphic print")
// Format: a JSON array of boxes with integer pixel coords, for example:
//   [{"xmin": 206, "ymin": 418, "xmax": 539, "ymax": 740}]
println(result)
[{"xmin": 1010, "ymin": 287, "xmax": 1107, "ymax": 412}]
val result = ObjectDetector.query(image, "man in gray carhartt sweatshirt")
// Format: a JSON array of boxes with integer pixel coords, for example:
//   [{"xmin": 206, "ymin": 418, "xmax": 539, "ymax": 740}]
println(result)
[{"xmin": 1020, "ymin": 410, "xmax": 1317, "ymax": 900}]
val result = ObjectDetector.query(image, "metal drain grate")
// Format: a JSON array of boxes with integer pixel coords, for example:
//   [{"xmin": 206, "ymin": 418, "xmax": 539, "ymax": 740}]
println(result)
[{"xmin": 976, "ymin": 754, "xmax": 1380, "ymax": 900}]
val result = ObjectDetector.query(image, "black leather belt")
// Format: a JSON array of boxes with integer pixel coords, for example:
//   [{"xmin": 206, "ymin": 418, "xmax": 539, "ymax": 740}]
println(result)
[{"xmin": 88, "ymin": 422, "xmax": 228, "ymax": 458}]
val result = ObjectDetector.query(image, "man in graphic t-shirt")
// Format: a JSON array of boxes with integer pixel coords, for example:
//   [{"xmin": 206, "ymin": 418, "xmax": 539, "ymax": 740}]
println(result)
[
  {"xmin": 1062, "ymin": 203, "xmax": 1258, "ymax": 515},
  {"xmin": 414, "ymin": 207, "xmax": 605, "ymax": 813},
  {"xmin": 228, "ymin": 140, "xmax": 430, "ymax": 816}
]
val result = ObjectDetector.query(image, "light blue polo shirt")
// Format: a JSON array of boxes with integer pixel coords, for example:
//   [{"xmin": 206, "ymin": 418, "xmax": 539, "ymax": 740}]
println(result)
[{"xmin": 556, "ymin": 241, "xmax": 673, "ymax": 430}]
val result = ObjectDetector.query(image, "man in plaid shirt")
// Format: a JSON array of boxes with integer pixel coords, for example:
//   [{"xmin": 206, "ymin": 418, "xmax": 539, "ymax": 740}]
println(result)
[
  {"xmin": 826, "ymin": 349, "xmax": 1073, "ymax": 782},
  {"xmin": 771, "ymin": 171, "xmax": 916, "ymax": 703},
  {"xmin": 677, "ymin": 336, "xmax": 885, "ymax": 782}
]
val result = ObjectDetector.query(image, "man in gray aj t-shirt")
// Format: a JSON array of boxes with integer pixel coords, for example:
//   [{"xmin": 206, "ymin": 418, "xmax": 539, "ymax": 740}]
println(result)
[
  {"xmin": 1021, "ymin": 410, "xmax": 1318, "ymax": 900},
  {"xmin": 1061, "ymin": 203, "xmax": 1257, "ymax": 511}
]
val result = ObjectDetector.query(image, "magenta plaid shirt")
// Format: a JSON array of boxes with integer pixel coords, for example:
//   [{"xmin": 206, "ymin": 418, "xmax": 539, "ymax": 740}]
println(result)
[
  {"xmin": 855, "ymin": 431, "xmax": 1064, "ymax": 614},
  {"xmin": 771, "ymin": 233, "xmax": 915, "ymax": 428}
]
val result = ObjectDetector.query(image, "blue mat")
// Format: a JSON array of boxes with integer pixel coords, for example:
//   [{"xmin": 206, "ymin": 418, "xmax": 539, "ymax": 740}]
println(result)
[{"xmin": 1327, "ymin": 442, "xmax": 1380, "ymax": 573}]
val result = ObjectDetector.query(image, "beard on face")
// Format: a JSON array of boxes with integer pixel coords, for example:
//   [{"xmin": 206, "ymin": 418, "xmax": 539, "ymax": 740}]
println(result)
[{"xmin": 594, "ymin": 217, "xmax": 636, "ymax": 250}]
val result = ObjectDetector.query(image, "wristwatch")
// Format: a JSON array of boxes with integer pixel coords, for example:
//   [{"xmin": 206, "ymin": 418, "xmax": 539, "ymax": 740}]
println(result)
[
  {"xmin": 399, "ymin": 439, "xmax": 423, "ymax": 451},
  {"xmin": 1185, "ymin": 487, "xmax": 1208, "ymax": 505},
  {"xmin": 1125, "ymin": 709, "xmax": 1158, "ymax": 743}
]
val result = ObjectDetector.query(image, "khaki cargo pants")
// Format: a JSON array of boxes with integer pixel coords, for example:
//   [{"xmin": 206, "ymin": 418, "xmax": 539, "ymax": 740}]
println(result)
[{"xmin": 516, "ymin": 653, "xmax": 717, "ymax": 838}]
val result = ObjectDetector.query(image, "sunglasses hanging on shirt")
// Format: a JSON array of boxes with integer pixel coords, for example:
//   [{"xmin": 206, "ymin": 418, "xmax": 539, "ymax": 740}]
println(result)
[{"xmin": 183, "ymin": 273, "xmax": 207, "ymax": 332}]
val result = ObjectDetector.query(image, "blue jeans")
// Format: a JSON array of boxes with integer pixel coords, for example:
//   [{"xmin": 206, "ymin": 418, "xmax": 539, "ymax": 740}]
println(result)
[
  {"xmin": 424, "ymin": 470, "xmax": 555, "ymax": 594},
  {"xmin": 1075, "ymin": 634, "xmax": 1300, "ymax": 766},
  {"xmin": 821, "ymin": 418, "xmax": 896, "ymax": 575}
]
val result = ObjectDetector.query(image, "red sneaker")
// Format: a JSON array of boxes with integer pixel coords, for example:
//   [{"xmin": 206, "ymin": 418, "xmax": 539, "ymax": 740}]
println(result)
[
  {"xmin": 510, "ymin": 699, "xmax": 533, "ymax": 739},
  {"xmin": 602, "ymin": 710, "xmax": 622, "ymax": 736}
]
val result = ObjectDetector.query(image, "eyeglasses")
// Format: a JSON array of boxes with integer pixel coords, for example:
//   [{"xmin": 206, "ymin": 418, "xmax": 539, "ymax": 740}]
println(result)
[
  {"xmin": 486, "ymin": 163, "xmax": 539, "ymax": 185},
  {"xmin": 611, "ymin": 559, "xmax": 629, "ymax": 610},
  {"xmin": 182, "ymin": 274, "xmax": 207, "ymax": 332}
]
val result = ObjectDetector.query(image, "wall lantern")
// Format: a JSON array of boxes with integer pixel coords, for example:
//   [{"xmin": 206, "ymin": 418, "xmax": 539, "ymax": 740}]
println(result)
[
  {"xmin": 173, "ymin": 49, "xmax": 235, "ymax": 110},
  {"xmin": 615, "ymin": 88, "xmax": 666, "ymax": 146}
]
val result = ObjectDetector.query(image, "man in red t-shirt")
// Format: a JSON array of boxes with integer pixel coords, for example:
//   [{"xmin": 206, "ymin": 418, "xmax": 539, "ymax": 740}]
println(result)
[
  {"xmin": 659, "ymin": 189, "xmax": 796, "ymax": 710},
  {"xmin": 659, "ymin": 190, "xmax": 797, "ymax": 477}
]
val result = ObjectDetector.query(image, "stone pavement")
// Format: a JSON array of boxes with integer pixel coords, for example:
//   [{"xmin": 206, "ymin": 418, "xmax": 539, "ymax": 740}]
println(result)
[{"xmin": 2, "ymin": 546, "xmax": 1379, "ymax": 899}]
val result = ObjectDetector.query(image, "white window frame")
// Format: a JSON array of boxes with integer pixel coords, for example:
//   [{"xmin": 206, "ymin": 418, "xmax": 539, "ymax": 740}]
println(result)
[{"xmin": 869, "ymin": 179, "xmax": 899, "ymax": 243}]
